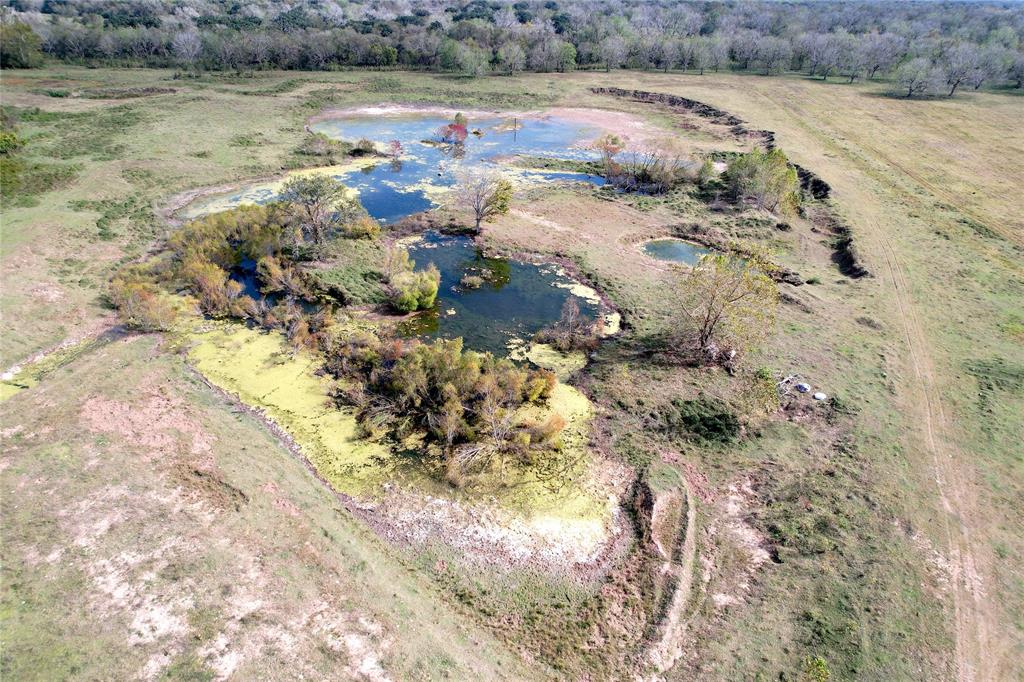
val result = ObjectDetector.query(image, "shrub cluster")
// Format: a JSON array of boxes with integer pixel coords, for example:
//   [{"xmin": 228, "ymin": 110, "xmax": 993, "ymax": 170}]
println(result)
[
  {"xmin": 723, "ymin": 148, "xmax": 800, "ymax": 215},
  {"xmin": 109, "ymin": 267, "xmax": 177, "ymax": 331},
  {"xmin": 660, "ymin": 397, "xmax": 740, "ymax": 443},
  {"xmin": 325, "ymin": 335, "xmax": 560, "ymax": 486},
  {"xmin": 293, "ymin": 131, "xmax": 352, "ymax": 164},
  {"xmin": 386, "ymin": 248, "xmax": 440, "ymax": 313},
  {"xmin": 535, "ymin": 298, "xmax": 601, "ymax": 352}
]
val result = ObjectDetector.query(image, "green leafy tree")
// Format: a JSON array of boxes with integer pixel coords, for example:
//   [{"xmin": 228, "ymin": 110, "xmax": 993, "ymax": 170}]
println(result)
[
  {"xmin": 0, "ymin": 20, "xmax": 43, "ymax": 69},
  {"xmin": 724, "ymin": 148, "xmax": 800, "ymax": 214},
  {"xmin": 366, "ymin": 43, "xmax": 398, "ymax": 66},
  {"xmin": 557, "ymin": 41, "xmax": 577, "ymax": 72},
  {"xmin": 677, "ymin": 253, "xmax": 778, "ymax": 366},
  {"xmin": 278, "ymin": 173, "xmax": 352, "ymax": 245}
]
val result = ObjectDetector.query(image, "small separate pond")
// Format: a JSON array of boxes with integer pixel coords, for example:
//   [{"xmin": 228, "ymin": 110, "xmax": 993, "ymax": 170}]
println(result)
[
  {"xmin": 183, "ymin": 112, "xmax": 604, "ymax": 224},
  {"xmin": 397, "ymin": 231, "xmax": 601, "ymax": 357},
  {"xmin": 642, "ymin": 238, "xmax": 712, "ymax": 266}
]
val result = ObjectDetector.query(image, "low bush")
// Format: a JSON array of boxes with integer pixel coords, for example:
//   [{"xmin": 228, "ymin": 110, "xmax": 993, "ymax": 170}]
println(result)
[
  {"xmin": 535, "ymin": 298, "xmax": 601, "ymax": 352},
  {"xmin": 724, "ymin": 148, "xmax": 800, "ymax": 214},
  {"xmin": 660, "ymin": 396, "xmax": 740, "ymax": 443},
  {"xmin": 294, "ymin": 132, "xmax": 351, "ymax": 163},
  {"xmin": 0, "ymin": 130, "xmax": 24, "ymax": 154},
  {"xmin": 344, "ymin": 215, "xmax": 381, "ymax": 239},
  {"xmin": 389, "ymin": 264, "xmax": 440, "ymax": 313},
  {"xmin": 351, "ymin": 138, "xmax": 377, "ymax": 155},
  {"xmin": 109, "ymin": 273, "xmax": 177, "ymax": 331}
]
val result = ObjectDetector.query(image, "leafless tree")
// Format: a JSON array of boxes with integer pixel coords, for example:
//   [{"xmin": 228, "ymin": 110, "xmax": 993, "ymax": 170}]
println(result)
[
  {"xmin": 598, "ymin": 35, "xmax": 627, "ymax": 72},
  {"xmin": 656, "ymin": 38, "xmax": 681, "ymax": 72},
  {"xmin": 895, "ymin": 58, "xmax": 941, "ymax": 98},
  {"xmin": 452, "ymin": 170, "xmax": 514, "ymax": 230},
  {"xmin": 730, "ymin": 29, "xmax": 761, "ymax": 70},
  {"xmin": 941, "ymin": 44, "xmax": 981, "ymax": 96},
  {"xmin": 861, "ymin": 32, "xmax": 904, "ymax": 79},
  {"xmin": 1009, "ymin": 53, "xmax": 1024, "ymax": 89},
  {"xmin": 498, "ymin": 41, "xmax": 525, "ymax": 75},
  {"xmin": 966, "ymin": 46, "xmax": 1010, "ymax": 90},
  {"xmin": 755, "ymin": 36, "xmax": 792, "ymax": 75},
  {"xmin": 494, "ymin": 7, "xmax": 519, "ymax": 31},
  {"xmin": 172, "ymin": 30, "xmax": 201, "ymax": 69},
  {"xmin": 665, "ymin": 6, "xmax": 703, "ymax": 37}
]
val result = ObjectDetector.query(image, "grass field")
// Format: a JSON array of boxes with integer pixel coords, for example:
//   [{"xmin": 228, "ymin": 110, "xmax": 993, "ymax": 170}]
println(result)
[{"xmin": 2, "ymin": 66, "xmax": 1022, "ymax": 680}]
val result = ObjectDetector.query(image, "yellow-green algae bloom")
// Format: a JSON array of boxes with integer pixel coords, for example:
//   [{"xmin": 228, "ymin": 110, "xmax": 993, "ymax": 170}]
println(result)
[{"xmin": 184, "ymin": 319, "xmax": 613, "ymax": 532}]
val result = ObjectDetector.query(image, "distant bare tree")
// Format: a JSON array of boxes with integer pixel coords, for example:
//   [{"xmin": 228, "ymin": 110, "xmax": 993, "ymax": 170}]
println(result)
[
  {"xmin": 706, "ymin": 36, "xmax": 728, "ymax": 72},
  {"xmin": 452, "ymin": 171, "xmax": 514, "ymax": 230},
  {"xmin": 494, "ymin": 7, "xmax": 519, "ymax": 31},
  {"xmin": 1009, "ymin": 53, "xmax": 1024, "ymax": 89},
  {"xmin": 172, "ymin": 30, "xmax": 201, "ymax": 69},
  {"xmin": 656, "ymin": 38, "xmax": 681, "ymax": 72},
  {"xmin": 755, "ymin": 36, "xmax": 792, "ymax": 75},
  {"xmin": 730, "ymin": 29, "xmax": 761, "ymax": 70},
  {"xmin": 941, "ymin": 44, "xmax": 981, "ymax": 96},
  {"xmin": 497, "ymin": 42, "xmax": 525, "ymax": 75},
  {"xmin": 598, "ymin": 35, "xmax": 627, "ymax": 72},
  {"xmin": 800, "ymin": 32, "xmax": 842, "ymax": 79},
  {"xmin": 966, "ymin": 46, "xmax": 1010, "ymax": 90},
  {"xmin": 895, "ymin": 58, "xmax": 941, "ymax": 98},
  {"xmin": 666, "ymin": 6, "xmax": 702, "ymax": 37},
  {"xmin": 861, "ymin": 32, "xmax": 904, "ymax": 79}
]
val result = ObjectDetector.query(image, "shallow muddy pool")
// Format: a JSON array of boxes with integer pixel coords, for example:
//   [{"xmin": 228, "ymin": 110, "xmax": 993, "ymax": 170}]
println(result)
[
  {"xmin": 183, "ymin": 111, "xmax": 604, "ymax": 223},
  {"xmin": 397, "ymin": 231, "xmax": 602, "ymax": 356},
  {"xmin": 642, "ymin": 238, "xmax": 712, "ymax": 266}
]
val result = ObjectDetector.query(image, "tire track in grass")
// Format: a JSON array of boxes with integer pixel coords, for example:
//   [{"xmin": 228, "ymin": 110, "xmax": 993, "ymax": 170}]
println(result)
[
  {"xmin": 744, "ymin": 84, "xmax": 997, "ymax": 681},
  {"xmin": 876, "ymin": 234, "xmax": 995, "ymax": 682}
]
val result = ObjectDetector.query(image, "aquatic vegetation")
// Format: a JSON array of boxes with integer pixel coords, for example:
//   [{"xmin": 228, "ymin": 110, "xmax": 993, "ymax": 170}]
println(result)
[
  {"xmin": 186, "ymin": 321, "xmax": 394, "ymax": 497},
  {"xmin": 526, "ymin": 343, "xmax": 588, "ymax": 380},
  {"xmin": 186, "ymin": 320, "xmax": 608, "ymax": 523},
  {"xmin": 178, "ymin": 160, "xmax": 375, "ymax": 220}
]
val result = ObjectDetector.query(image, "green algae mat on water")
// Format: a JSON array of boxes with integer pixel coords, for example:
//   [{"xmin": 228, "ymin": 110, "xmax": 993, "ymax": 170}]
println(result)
[{"xmin": 186, "ymin": 321, "xmax": 611, "ymax": 526}]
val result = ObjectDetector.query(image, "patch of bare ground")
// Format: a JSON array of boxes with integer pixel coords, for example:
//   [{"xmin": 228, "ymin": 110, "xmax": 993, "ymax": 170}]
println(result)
[
  {"xmin": 709, "ymin": 478, "xmax": 773, "ymax": 609},
  {"xmin": 486, "ymin": 193, "xmax": 682, "ymax": 300},
  {"xmin": 80, "ymin": 382, "xmax": 214, "ymax": 458},
  {"xmin": 1, "ymin": 335, "xmax": 532, "ymax": 680},
  {"xmin": 646, "ymin": 479, "xmax": 700, "ymax": 675},
  {"xmin": 369, "ymin": 476, "xmax": 627, "ymax": 579}
]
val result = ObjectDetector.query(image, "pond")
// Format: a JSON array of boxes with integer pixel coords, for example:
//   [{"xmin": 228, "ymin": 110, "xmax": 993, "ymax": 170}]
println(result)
[
  {"xmin": 641, "ymin": 238, "xmax": 712, "ymax": 266},
  {"xmin": 182, "ymin": 111, "xmax": 605, "ymax": 224},
  {"xmin": 397, "ymin": 231, "xmax": 603, "ymax": 357}
]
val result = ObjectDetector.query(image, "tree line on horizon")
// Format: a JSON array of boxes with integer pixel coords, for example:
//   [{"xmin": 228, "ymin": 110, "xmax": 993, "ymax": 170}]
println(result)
[{"xmin": 2, "ymin": 0, "xmax": 1023, "ymax": 96}]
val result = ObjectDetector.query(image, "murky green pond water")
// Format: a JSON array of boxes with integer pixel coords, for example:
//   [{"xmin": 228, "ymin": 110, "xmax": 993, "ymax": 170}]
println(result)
[
  {"xmin": 202, "ymin": 111, "xmax": 612, "ymax": 356},
  {"xmin": 397, "ymin": 231, "xmax": 601, "ymax": 356},
  {"xmin": 642, "ymin": 238, "xmax": 711, "ymax": 266}
]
